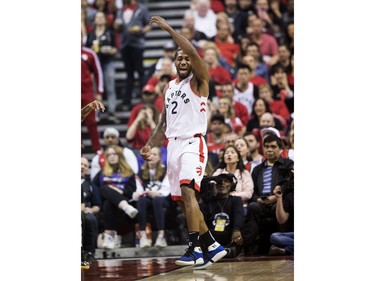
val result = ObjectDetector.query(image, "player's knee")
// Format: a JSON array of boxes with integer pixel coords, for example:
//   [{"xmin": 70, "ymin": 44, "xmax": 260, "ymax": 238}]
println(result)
[{"xmin": 181, "ymin": 180, "xmax": 196, "ymax": 201}]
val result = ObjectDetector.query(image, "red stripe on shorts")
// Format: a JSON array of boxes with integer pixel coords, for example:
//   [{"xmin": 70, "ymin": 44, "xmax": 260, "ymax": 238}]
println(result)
[
  {"xmin": 198, "ymin": 136, "xmax": 204, "ymax": 163},
  {"xmin": 171, "ymin": 195, "xmax": 182, "ymax": 201}
]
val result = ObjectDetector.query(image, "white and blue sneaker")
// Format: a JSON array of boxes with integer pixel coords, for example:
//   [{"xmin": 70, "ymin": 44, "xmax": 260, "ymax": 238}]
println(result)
[
  {"xmin": 175, "ymin": 246, "xmax": 204, "ymax": 266},
  {"xmin": 193, "ymin": 242, "xmax": 227, "ymax": 270}
]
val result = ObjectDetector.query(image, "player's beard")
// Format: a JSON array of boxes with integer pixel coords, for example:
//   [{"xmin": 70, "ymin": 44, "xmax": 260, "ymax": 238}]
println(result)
[{"xmin": 177, "ymin": 68, "xmax": 191, "ymax": 80}]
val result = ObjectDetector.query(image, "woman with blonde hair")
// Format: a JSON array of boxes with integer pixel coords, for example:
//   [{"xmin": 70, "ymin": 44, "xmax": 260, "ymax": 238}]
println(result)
[{"xmin": 94, "ymin": 144, "xmax": 140, "ymax": 249}]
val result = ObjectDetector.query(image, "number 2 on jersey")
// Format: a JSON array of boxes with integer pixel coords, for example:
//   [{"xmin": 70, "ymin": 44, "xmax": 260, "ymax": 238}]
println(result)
[{"xmin": 171, "ymin": 101, "xmax": 178, "ymax": 114}]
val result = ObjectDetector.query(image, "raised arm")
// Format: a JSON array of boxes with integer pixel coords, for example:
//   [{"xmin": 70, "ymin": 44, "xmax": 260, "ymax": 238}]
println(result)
[{"xmin": 149, "ymin": 16, "xmax": 209, "ymax": 96}]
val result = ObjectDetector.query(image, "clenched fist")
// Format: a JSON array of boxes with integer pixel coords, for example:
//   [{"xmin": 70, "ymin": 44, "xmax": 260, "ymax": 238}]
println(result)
[{"xmin": 140, "ymin": 144, "xmax": 152, "ymax": 161}]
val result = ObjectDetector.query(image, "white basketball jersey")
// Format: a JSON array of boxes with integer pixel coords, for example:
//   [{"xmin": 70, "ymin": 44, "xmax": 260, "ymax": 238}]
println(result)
[{"xmin": 164, "ymin": 75, "xmax": 208, "ymax": 138}]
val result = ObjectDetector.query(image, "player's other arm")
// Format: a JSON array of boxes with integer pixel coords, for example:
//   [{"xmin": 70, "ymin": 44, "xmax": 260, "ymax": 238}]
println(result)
[{"xmin": 140, "ymin": 85, "xmax": 168, "ymax": 160}]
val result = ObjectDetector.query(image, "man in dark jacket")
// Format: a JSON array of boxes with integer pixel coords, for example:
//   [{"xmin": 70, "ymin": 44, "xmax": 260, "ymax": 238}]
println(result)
[{"xmin": 245, "ymin": 134, "xmax": 293, "ymax": 254}]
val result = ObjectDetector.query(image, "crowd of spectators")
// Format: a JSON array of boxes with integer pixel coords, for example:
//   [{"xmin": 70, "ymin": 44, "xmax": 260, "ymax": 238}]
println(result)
[{"xmin": 81, "ymin": 0, "xmax": 294, "ymax": 258}]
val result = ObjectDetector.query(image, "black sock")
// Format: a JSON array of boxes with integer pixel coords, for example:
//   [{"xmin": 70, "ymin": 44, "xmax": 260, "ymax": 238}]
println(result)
[
  {"xmin": 188, "ymin": 232, "xmax": 199, "ymax": 248},
  {"xmin": 200, "ymin": 231, "xmax": 216, "ymax": 249}
]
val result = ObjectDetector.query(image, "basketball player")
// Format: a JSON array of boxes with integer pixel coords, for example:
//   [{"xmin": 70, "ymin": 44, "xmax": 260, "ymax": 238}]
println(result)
[{"xmin": 140, "ymin": 16, "xmax": 227, "ymax": 270}]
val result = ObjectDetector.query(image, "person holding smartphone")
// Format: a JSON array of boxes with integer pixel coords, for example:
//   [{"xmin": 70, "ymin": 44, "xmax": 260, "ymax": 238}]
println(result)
[{"xmin": 269, "ymin": 177, "xmax": 294, "ymax": 255}]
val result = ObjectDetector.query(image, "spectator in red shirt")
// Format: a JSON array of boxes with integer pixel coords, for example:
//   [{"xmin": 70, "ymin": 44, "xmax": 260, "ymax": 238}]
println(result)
[
  {"xmin": 126, "ymin": 104, "xmax": 159, "ymax": 153},
  {"xmin": 258, "ymin": 83, "xmax": 290, "ymax": 124},
  {"xmin": 214, "ymin": 20, "xmax": 240, "ymax": 68},
  {"xmin": 128, "ymin": 84, "xmax": 164, "ymax": 128},
  {"xmin": 240, "ymin": 55, "xmax": 268, "ymax": 86},
  {"xmin": 248, "ymin": 17, "xmax": 279, "ymax": 66},
  {"xmin": 203, "ymin": 45, "xmax": 232, "ymax": 92},
  {"xmin": 270, "ymin": 63, "xmax": 294, "ymax": 114}
]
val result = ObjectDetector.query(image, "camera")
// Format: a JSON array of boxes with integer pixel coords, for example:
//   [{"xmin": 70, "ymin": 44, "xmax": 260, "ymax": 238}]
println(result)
[
  {"xmin": 199, "ymin": 174, "xmax": 237, "ymax": 202},
  {"xmin": 278, "ymin": 167, "xmax": 294, "ymax": 195}
]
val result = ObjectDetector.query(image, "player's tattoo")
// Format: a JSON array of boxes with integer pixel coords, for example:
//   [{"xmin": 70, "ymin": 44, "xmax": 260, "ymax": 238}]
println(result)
[
  {"xmin": 81, "ymin": 105, "xmax": 93, "ymax": 122},
  {"xmin": 156, "ymin": 107, "xmax": 167, "ymax": 133},
  {"xmin": 147, "ymin": 107, "xmax": 166, "ymax": 148}
]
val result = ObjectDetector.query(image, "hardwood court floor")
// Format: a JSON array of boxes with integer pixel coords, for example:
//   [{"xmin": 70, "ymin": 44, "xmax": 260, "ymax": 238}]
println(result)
[{"xmin": 82, "ymin": 256, "xmax": 294, "ymax": 281}]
